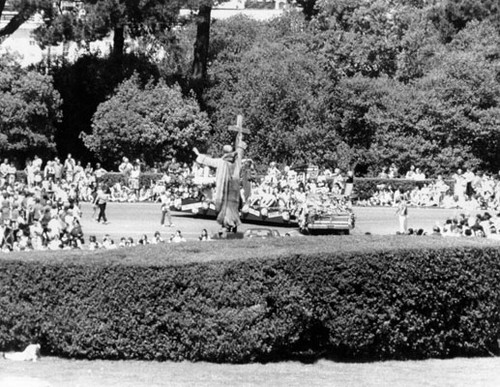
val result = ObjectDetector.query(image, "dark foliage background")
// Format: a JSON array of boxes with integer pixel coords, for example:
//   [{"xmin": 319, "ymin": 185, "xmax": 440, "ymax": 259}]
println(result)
[{"xmin": 1, "ymin": 1, "xmax": 500, "ymax": 174}]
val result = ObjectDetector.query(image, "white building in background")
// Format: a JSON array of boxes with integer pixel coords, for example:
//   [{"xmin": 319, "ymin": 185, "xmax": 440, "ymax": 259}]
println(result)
[
  {"xmin": 181, "ymin": 0, "xmax": 291, "ymax": 20},
  {"xmin": 0, "ymin": 11, "xmax": 45, "ymax": 67},
  {"xmin": 1, "ymin": 0, "xmax": 292, "ymax": 67}
]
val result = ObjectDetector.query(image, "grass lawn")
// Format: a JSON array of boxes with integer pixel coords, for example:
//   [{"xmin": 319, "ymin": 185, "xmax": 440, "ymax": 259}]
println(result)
[
  {"xmin": 3, "ymin": 233, "xmax": 499, "ymax": 266},
  {"xmin": 1, "ymin": 357, "xmax": 500, "ymax": 387}
]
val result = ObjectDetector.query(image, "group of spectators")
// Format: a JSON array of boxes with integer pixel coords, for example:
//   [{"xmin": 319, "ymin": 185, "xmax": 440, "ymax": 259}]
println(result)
[
  {"xmin": 3, "ymin": 152, "xmax": 500, "ymax": 252},
  {"xmin": 108, "ymin": 158, "xmax": 356, "ymax": 223},
  {"xmin": 398, "ymin": 211, "xmax": 500, "ymax": 240},
  {"xmin": 87, "ymin": 228, "xmax": 214, "ymax": 250},
  {"xmin": 0, "ymin": 154, "xmax": 101, "ymax": 252},
  {"xmin": 0, "ymin": 186, "xmax": 84, "ymax": 252},
  {"xmin": 363, "ymin": 165, "xmax": 500, "ymax": 212},
  {"xmin": 237, "ymin": 162, "xmax": 354, "ymax": 221}
]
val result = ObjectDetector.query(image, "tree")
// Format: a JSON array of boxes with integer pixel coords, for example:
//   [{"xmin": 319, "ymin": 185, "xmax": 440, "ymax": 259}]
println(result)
[
  {"xmin": 296, "ymin": 0, "xmax": 318, "ymax": 21},
  {"xmin": 34, "ymin": 0, "xmax": 225, "ymax": 97},
  {"xmin": 427, "ymin": 0, "xmax": 500, "ymax": 43},
  {"xmin": 83, "ymin": 74, "xmax": 210, "ymax": 166},
  {"xmin": 312, "ymin": 0, "xmax": 406, "ymax": 78},
  {"xmin": 0, "ymin": 54, "xmax": 61, "ymax": 164},
  {"xmin": 206, "ymin": 18, "xmax": 344, "ymax": 168},
  {"xmin": 190, "ymin": 0, "xmax": 212, "ymax": 95},
  {"xmin": 0, "ymin": 0, "xmax": 51, "ymax": 38},
  {"xmin": 345, "ymin": 20, "xmax": 500, "ymax": 175},
  {"xmin": 50, "ymin": 53, "xmax": 161, "ymax": 163},
  {"xmin": 34, "ymin": 0, "xmax": 183, "ymax": 61}
]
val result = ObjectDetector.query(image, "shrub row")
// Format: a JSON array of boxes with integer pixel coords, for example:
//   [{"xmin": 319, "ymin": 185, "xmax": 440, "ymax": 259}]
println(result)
[{"xmin": 0, "ymin": 238, "xmax": 499, "ymax": 363}]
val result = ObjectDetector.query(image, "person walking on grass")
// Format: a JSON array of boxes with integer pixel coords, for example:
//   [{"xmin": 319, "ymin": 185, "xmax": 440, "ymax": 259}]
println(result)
[
  {"xmin": 96, "ymin": 183, "xmax": 109, "ymax": 224},
  {"xmin": 396, "ymin": 198, "xmax": 408, "ymax": 234}
]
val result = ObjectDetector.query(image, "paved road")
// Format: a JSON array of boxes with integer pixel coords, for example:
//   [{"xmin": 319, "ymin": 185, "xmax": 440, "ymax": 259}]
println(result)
[{"xmin": 80, "ymin": 202, "xmax": 468, "ymax": 242}]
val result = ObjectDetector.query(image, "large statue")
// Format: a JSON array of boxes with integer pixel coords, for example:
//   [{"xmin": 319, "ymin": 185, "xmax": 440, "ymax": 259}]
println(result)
[{"xmin": 193, "ymin": 115, "xmax": 248, "ymax": 232}]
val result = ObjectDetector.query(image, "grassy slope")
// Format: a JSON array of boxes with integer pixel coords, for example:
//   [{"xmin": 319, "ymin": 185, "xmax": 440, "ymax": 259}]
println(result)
[{"xmin": 1, "ymin": 235, "xmax": 498, "ymax": 266}]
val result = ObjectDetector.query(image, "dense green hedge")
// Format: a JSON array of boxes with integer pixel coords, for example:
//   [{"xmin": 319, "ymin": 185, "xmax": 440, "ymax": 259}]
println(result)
[{"xmin": 1, "ymin": 237, "xmax": 499, "ymax": 363}]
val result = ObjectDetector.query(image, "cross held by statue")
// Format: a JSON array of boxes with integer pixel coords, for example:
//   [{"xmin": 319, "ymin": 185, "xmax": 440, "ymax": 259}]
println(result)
[{"xmin": 228, "ymin": 115, "xmax": 250, "ymax": 138}]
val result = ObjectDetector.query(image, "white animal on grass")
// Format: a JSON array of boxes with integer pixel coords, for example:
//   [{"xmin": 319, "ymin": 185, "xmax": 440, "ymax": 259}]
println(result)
[{"xmin": 3, "ymin": 343, "xmax": 41, "ymax": 362}]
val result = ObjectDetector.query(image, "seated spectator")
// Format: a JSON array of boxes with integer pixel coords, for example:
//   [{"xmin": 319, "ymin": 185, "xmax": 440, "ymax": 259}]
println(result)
[
  {"xmin": 199, "ymin": 228, "xmax": 211, "ymax": 241},
  {"xmin": 378, "ymin": 167, "xmax": 389, "ymax": 179},
  {"xmin": 413, "ymin": 168, "xmax": 426, "ymax": 180},
  {"xmin": 138, "ymin": 234, "xmax": 149, "ymax": 245},
  {"xmin": 169, "ymin": 230, "xmax": 186, "ymax": 243},
  {"xmin": 405, "ymin": 165, "xmax": 416, "ymax": 179},
  {"xmin": 119, "ymin": 237, "xmax": 127, "ymax": 247},
  {"xmin": 151, "ymin": 231, "xmax": 164, "ymax": 244},
  {"xmin": 388, "ymin": 163, "xmax": 399, "ymax": 178},
  {"xmin": 119, "ymin": 157, "xmax": 133, "ymax": 177},
  {"xmin": 88, "ymin": 235, "xmax": 100, "ymax": 250}
]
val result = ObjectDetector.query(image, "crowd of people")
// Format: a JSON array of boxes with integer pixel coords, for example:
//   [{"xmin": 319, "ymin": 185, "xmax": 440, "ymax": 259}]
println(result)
[
  {"xmin": 1, "ymin": 153, "xmax": 500, "ymax": 252},
  {"xmin": 86, "ymin": 228, "xmax": 214, "ymax": 250},
  {"xmin": 396, "ymin": 210, "xmax": 500, "ymax": 240},
  {"xmin": 0, "ymin": 154, "xmax": 103, "ymax": 252},
  {"xmin": 362, "ymin": 166, "xmax": 500, "ymax": 212},
  {"xmin": 0, "ymin": 187, "xmax": 84, "ymax": 252}
]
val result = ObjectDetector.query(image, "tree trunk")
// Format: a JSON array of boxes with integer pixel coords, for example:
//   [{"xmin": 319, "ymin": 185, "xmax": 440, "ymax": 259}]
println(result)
[
  {"xmin": 0, "ymin": 9, "xmax": 32, "ymax": 38},
  {"xmin": 190, "ymin": 4, "xmax": 211, "ymax": 98},
  {"xmin": 112, "ymin": 25, "xmax": 124, "ymax": 62}
]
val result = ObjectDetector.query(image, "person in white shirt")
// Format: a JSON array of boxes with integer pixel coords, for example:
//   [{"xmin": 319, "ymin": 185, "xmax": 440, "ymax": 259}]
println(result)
[
  {"xmin": 0, "ymin": 158, "xmax": 9, "ymax": 178},
  {"xmin": 159, "ymin": 190, "xmax": 173, "ymax": 227},
  {"xmin": 169, "ymin": 230, "xmax": 186, "ymax": 243},
  {"xmin": 463, "ymin": 167, "xmax": 476, "ymax": 198},
  {"xmin": 96, "ymin": 184, "xmax": 109, "ymax": 224}
]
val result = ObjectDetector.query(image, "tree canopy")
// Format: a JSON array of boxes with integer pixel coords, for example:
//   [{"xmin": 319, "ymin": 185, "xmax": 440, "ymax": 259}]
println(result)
[
  {"xmin": 0, "ymin": 0, "xmax": 52, "ymax": 38},
  {"xmin": 5, "ymin": 0, "xmax": 499, "ymax": 176},
  {"xmin": 201, "ymin": 3, "xmax": 500, "ymax": 174},
  {"xmin": 82, "ymin": 74, "xmax": 210, "ymax": 167},
  {"xmin": 0, "ymin": 54, "xmax": 61, "ymax": 163}
]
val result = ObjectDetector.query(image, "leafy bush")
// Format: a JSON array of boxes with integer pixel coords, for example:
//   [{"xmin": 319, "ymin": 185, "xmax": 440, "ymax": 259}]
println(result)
[
  {"xmin": 0, "ymin": 55, "xmax": 61, "ymax": 162},
  {"xmin": 83, "ymin": 75, "xmax": 211, "ymax": 166},
  {"xmin": 0, "ymin": 237, "xmax": 499, "ymax": 363}
]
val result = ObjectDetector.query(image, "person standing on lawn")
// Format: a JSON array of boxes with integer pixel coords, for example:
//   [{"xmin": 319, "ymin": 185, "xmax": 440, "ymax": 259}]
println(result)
[
  {"xmin": 96, "ymin": 183, "xmax": 109, "ymax": 224},
  {"xmin": 395, "ymin": 198, "xmax": 409, "ymax": 234},
  {"xmin": 159, "ymin": 189, "xmax": 174, "ymax": 227}
]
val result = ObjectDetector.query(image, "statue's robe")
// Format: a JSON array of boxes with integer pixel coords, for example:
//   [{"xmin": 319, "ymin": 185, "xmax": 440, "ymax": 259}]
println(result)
[{"xmin": 196, "ymin": 140, "xmax": 246, "ymax": 229}]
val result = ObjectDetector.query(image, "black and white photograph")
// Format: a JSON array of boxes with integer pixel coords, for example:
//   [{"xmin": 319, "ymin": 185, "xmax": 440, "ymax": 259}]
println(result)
[{"xmin": 1, "ymin": 0, "xmax": 500, "ymax": 385}]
